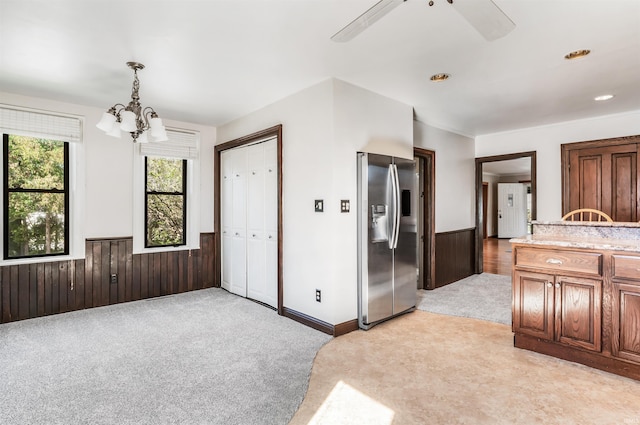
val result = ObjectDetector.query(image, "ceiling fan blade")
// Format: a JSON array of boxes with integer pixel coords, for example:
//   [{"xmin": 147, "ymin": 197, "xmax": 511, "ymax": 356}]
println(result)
[
  {"xmin": 331, "ymin": 0, "xmax": 406, "ymax": 43},
  {"xmin": 451, "ymin": 0, "xmax": 515, "ymax": 41}
]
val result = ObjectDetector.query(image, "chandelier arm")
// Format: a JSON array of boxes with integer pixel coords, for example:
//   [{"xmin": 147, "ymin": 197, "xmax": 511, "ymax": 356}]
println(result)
[{"xmin": 142, "ymin": 106, "xmax": 157, "ymax": 130}]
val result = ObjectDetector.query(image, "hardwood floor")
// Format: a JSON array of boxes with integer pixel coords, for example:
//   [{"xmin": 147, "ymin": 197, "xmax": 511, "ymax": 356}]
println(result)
[{"xmin": 483, "ymin": 237, "xmax": 512, "ymax": 276}]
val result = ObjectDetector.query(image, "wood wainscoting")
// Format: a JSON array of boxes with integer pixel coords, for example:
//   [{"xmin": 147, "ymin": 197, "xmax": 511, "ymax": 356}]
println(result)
[
  {"xmin": 434, "ymin": 228, "xmax": 475, "ymax": 288},
  {"xmin": 0, "ymin": 233, "xmax": 215, "ymax": 324}
]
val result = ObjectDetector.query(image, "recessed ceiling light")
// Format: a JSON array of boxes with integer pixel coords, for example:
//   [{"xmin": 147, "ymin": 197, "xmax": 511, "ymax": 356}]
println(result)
[
  {"xmin": 594, "ymin": 94, "xmax": 614, "ymax": 101},
  {"xmin": 564, "ymin": 49, "xmax": 591, "ymax": 60},
  {"xmin": 430, "ymin": 73, "xmax": 450, "ymax": 82}
]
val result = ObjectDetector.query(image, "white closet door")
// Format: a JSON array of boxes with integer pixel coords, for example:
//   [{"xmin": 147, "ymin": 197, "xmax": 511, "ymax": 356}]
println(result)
[
  {"xmin": 247, "ymin": 142, "xmax": 267, "ymax": 304},
  {"xmin": 220, "ymin": 150, "xmax": 233, "ymax": 292},
  {"xmin": 220, "ymin": 138, "xmax": 277, "ymax": 308},
  {"xmin": 230, "ymin": 148, "xmax": 248, "ymax": 297},
  {"xmin": 263, "ymin": 140, "xmax": 278, "ymax": 307}
]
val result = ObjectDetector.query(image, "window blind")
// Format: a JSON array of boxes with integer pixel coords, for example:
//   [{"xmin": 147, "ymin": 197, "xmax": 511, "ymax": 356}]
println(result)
[
  {"xmin": 0, "ymin": 105, "xmax": 82, "ymax": 143},
  {"xmin": 139, "ymin": 128, "xmax": 199, "ymax": 160}
]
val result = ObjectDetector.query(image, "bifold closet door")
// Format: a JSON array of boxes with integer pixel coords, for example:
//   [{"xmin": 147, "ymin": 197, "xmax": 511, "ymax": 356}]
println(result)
[
  {"xmin": 247, "ymin": 139, "xmax": 277, "ymax": 308},
  {"xmin": 220, "ymin": 139, "xmax": 277, "ymax": 308},
  {"xmin": 221, "ymin": 147, "xmax": 248, "ymax": 297}
]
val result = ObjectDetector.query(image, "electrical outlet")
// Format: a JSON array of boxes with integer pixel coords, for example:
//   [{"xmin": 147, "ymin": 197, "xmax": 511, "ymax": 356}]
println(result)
[
  {"xmin": 315, "ymin": 200, "xmax": 324, "ymax": 212},
  {"xmin": 315, "ymin": 289, "xmax": 321, "ymax": 303},
  {"xmin": 340, "ymin": 200, "xmax": 350, "ymax": 213},
  {"xmin": 110, "ymin": 274, "xmax": 118, "ymax": 284}
]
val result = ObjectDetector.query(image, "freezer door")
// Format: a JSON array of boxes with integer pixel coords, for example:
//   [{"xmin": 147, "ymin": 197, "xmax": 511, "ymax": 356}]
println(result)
[
  {"xmin": 358, "ymin": 153, "xmax": 394, "ymax": 325},
  {"xmin": 393, "ymin": 157, "xmax": 418, "ymax": 314}
]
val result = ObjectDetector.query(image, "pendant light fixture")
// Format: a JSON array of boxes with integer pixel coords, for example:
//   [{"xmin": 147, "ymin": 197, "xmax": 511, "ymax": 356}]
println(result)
[{"xmin": 96, "ymin": 62, "xmax": 168, "ymax": 143}]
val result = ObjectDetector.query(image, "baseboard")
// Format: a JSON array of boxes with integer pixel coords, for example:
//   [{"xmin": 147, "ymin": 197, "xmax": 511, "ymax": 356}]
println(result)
[
  {"xmin": 282, "ymin": 307, "xmax": 333, "ymax": 335},
  {"xmin": 334, "ymin": 319, "xmax": 359, "ymax": 337},
  {"xmin": 281, "ymin": 308, "xmax": 360, "ymax": 337}
]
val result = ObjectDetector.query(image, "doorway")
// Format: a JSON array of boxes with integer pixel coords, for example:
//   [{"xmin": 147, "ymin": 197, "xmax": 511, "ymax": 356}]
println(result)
[
  {"xmin": 475, "ymin": 151, "xmax": 536, "ymax": 274},
  {"xmin": 214, "ymin": 125, "xmax": 283, "ymax": 314},
  {"xmin": 414, "ymin": 148, "xmax": 436, "ymax": 289}
]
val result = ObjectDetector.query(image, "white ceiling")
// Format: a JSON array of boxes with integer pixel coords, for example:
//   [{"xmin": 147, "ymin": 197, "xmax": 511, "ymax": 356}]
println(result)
[{"xmin": 1, "ymin": 0, "xmax": 639, "ymax": 137}]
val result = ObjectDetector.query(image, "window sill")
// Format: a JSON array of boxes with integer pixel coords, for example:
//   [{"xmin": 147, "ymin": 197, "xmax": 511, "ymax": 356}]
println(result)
[
  {"xmin": 0, "ymin": 254, "xmax": 84, "ymax": 267},
  {"xmin": 133, "ymin": 244, "xmax": 200, "ymax": 256}
]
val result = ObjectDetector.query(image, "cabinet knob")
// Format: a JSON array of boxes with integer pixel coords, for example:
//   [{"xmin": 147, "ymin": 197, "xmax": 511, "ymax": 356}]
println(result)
[
  {"xmin": 555, "ymin": 283, "xmax": 560, "ymax": 288},
  {"xmin": 235, "ymin": 232, "xmax": 239, "ymax": 236},
  {"xmin": 547, "ymin": 282, "xmax": 553, "ymax": 287},
  {"xmin": 268, "ymin": 235, "xmax": 273, "ymax": 239}
]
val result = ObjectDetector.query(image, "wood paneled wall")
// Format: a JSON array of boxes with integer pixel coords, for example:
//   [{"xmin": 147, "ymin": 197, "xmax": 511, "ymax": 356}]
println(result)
[
  {"xmin": 0, "ymin": 233, "xmax": 215, "ymax": 324},
  {"xmin": 434, "ymin": 228, "xmax": 475, "ymax": 288}
]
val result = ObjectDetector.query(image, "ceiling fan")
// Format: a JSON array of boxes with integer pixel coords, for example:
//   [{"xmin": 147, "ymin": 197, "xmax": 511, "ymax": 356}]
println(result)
[{"xmin": 331, "ymin": 0, "xmax": 515, "ymax": 42}]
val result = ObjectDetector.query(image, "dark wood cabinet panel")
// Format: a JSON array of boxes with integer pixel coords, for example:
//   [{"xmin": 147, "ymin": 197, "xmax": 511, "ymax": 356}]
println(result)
[
  {"xmin": 434, "ymin": 228, "xmax": 475, "ymax": 288},
  {"xmin": 515, "ymin": 247, "xmax": 602, "ymax": 276},
  {"xmin": 612, "ymin": 281, "xmax": 640, "ymax": 363},
  {"xmin": 562, "ymin": 136, "xmax": 640, "ymax": 222},
  {"xmin": 556, "ymin": 276, "xmax": 602, "ymax": 352},
  {"xmin": 0, "ymin": 233, "xmax": 216, "ymax": 324},
  {"xmin": 513, "ymin": 270, "xmax": 554, "ymax": 340}
]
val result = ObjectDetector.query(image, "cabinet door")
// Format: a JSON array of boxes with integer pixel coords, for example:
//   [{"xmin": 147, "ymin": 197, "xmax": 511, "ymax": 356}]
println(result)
[
  {"xmin": 555, "ymin": 276, "xmax": 602, "ymax": 352},
  {"xmin": 612, "ymin": 281, "xmax": 640, "ymax": 363},
  {"xmin": 513, "ymin": 270, "xmax": 554, "ymax": 340}
]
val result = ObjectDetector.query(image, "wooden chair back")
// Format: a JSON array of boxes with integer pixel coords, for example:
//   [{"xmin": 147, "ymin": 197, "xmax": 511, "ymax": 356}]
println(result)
[{"xmin": 561, "ymin": 208, "xmax": 613, "ymax": 222}]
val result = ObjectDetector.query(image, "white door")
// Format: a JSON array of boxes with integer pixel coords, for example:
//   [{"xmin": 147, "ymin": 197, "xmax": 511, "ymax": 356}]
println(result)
[
  {"xmin": 220, "ymin": 138, "xmax": 277, "ymax": 308},
  {"xmin": 498, "ymin": 183, "xmax": 527, "ymax": 238},
  {"xmin": 231, "ymin": 148, "xmax": 248, "ymax": 297}
]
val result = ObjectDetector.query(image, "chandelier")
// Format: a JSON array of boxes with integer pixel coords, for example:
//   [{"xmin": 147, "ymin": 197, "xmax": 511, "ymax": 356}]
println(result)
[{"xmin": 96, "ymin": 62, "xmax": 168, "ymax": 143}]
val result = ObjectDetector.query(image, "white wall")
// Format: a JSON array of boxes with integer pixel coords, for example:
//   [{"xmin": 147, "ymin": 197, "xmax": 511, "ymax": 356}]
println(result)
[
  {"xmin": 413, "ymin": 120, "xmax": 476, "ymax": 233},
  {"xmin": 0, "ymin": 91, "xmax": 216, "ymax": 241},
  {"xmin": 216, "ymin": 78, "xmax": 413, "ymax": 325},
  {"xmin": 475, "ymin": 111, "xmax": 640, "ymax": 221}
]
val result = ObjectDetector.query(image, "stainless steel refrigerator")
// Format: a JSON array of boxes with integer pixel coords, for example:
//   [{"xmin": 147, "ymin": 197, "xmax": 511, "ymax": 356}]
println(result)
[{"xmin": 357, "ymin": 152, "xmax": 417, "ymax": 330}]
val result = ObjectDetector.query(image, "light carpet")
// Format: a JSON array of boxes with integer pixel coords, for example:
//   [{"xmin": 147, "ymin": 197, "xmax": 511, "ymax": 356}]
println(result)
[
  {"xmin": 290, "ymin": 310, "xmax": 640, "ymax": 425},
  {"xmin": 0, "ymin": 288, "xmax": 331, "ymax": 425},
  {"xmin": 417, "ymin": 273, "xmax": 511, "ymax": 325}
]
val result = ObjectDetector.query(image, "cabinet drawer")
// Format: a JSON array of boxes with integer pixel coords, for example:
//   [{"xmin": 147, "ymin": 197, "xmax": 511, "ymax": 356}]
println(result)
[
  {"xmin": 515, "ymin": 247, "xmax": 602, "ymax": 276},
  {"xmin": 612, "ymin": 255, "xmax": 640, "ymax": 281}
]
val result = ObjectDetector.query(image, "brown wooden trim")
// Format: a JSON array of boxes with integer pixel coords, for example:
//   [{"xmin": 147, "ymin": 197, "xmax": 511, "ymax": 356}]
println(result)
[
  {"xmin": 561, "ymin": 134, "xmax": 640, "ymax": 216},
  {"xmin": 475, "ymin": 151, "xmax": 536, "ymax": 274},
  {"xmin": 282, "ymin": 307, "xmax": 334, "ymax": 335},
  {"xmin": 214, "ymin": 125, "xmax": 284, "ymax": 315},
  {"xmin": 414, "ymin": 147, "xmax": 436, "ymax": 290},
  {"xmin": 515, "ymin": 333, "xmax": 640, "ymax": 381},
  {"xmin": 333, "ymin": 319, "xmax": 359, "ymax": 337}
]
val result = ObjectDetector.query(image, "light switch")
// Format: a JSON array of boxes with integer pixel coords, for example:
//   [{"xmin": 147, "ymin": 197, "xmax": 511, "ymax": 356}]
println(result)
[
  {"xmin": 315, "ymin": 200, "xmax": 324, "ymax": 212},
  {"xmin": 341, "ymin": 200, "xmax": 350, "ymax": 213}
]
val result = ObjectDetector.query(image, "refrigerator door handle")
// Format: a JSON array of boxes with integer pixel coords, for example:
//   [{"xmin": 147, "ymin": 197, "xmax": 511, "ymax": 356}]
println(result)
[
  {"xmin": 388, "ymin": 164, "xmax": 396, "ymax": 249},
  {"xmin": 391, "ymin": 163, "xmax": 401, "ymax": 249}
]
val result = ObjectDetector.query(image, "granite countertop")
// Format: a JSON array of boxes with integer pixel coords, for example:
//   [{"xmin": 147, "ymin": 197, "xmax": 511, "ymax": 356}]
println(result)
[{"xmin": 510, "ymin": 234, "xmax": 640, "ymax": 253}]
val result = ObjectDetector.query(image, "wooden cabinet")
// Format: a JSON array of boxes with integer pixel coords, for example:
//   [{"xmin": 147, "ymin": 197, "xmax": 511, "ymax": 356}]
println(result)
[
  {"xmin": 513, "ymin": 253, "xmax": 602, "ymax": 352},
  {"xmin": 612, "ymin": 254, "xmax": 640, "ymax": 363},
  {"xmin": 512, "ymin": 243, "xmax": 640, "ymax": 381}
]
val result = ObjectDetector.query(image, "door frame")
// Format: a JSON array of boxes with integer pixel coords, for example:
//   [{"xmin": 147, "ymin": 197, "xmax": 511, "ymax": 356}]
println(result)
[
  {"xmin": 214, "ymin": 125, "xmax": 283, "ymax": 315},
  {"xmin": 475, "ymin": 151, "xmax": 536, "ymax": 274},
  {"xmin": 414, "ymin": 148, "xmax": 436, "ymax": 290}
]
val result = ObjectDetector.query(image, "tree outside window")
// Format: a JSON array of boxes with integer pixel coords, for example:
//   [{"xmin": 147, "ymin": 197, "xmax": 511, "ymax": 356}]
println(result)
[
  {"xmin": 3, "ymin": 134, "xmax": 69, "ymax": 259},
  {"xmin": 145, "ymin": 157, "xmax": 186, "ymax": 247}
]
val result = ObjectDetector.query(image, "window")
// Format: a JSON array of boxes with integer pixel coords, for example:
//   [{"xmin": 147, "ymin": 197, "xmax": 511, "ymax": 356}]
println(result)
[
  {"xmin": 3, "ymin": 134, "xmax": 70, "ymax": 259},
  {"xmin": 133, "ymin": 128, "xmax": 199, "ymax": 253},
  {"xmin": 145, "ymin": 157, "xmax": 187, "ymax": 247}
]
